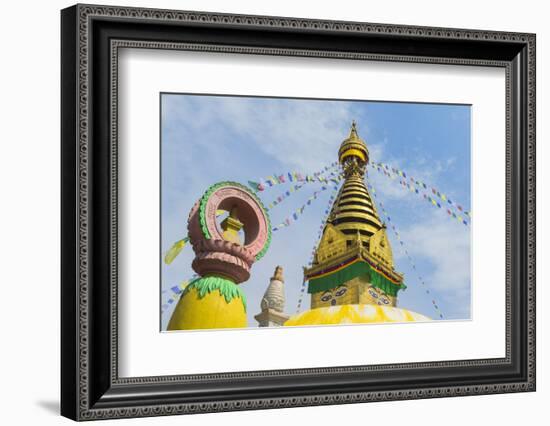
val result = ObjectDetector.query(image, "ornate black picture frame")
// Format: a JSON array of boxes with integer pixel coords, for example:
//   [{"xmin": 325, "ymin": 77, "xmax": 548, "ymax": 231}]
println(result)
[{"xmin": 61, "ymin": 4, "xmax": 536, "ymax": 421}]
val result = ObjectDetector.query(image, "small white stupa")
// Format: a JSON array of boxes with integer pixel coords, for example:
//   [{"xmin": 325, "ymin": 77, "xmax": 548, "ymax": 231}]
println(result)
[{"xmin": 254, "ymin": 266, "xmax": 290, "ymax": 327}]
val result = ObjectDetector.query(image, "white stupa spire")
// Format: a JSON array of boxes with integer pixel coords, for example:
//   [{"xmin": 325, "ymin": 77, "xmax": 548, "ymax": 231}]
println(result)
[{"xmin": 255, "ymin": 266, "xmax": 290, "ymax": 327}]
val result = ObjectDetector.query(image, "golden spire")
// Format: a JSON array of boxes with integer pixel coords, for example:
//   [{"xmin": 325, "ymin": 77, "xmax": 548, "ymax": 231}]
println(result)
[
  {"xmin": 304, "ymin": 121, "xmax": 403, "ymax": 310},
  {"xmin": 328, "ymin": 122, "xmax": 382, "ymax": 247}
]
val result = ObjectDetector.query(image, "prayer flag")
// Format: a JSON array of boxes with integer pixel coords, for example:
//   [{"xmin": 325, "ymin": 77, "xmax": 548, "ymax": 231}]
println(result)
[
  {"xmin": 164, "ymin": 238, "xmax": 188, "ymax": 265},
  {"xmin": 247, "ymin": 181, "xmax": 261, "ymax": 191}
]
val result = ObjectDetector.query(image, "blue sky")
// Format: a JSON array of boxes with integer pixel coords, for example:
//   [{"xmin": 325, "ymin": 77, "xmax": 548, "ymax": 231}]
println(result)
[{"xmin": 160, "ymin": 93, "xmax": 471, "ymax": 330}]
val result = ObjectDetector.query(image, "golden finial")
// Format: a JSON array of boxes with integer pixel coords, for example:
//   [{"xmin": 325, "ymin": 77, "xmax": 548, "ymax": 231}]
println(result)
[
  {"xmin": 339, "ymin": 120, "xmax": 369, "ymax": 167},
  {"xmin": 349, "ymin": 120, "xmax": 358, "ymax": 138},
  {"xmin": 220, "ymin": 206, "xmax": 244, "ymax": 244}
]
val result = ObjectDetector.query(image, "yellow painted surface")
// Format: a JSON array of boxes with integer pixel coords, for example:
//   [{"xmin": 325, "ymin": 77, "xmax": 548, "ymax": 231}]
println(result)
[
  {"xmin": 314, "ymin": 224, "xmax": 348, "ymax": 264},
  {"xmin": 357, "ymin": 280, "xmax": 396, "ymax": 307},
  {"xmin": 284, "ymin": 304, "xmax": 430, "ymax": 326},
  {"xmin": 167, "ymin": 287, "xmax": 247, "ymax": 330},
  {"xmin": 369, "ymin": 228, "xmax": 394, "ymax": 269},
  {"xmin": 311, "ymin": 281, "xmax": 359, "ymax": 309},
  {"xmin": 310, "ymin": 277, "xmax": 397, "ymax": 308},
  {"xmin": 341, "ymin": 148, "xmax": 366, "ymax": 162}
]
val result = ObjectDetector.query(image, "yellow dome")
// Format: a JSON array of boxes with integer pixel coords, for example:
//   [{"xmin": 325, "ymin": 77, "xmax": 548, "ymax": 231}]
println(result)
[
  {"xmin": 284, "ymin": 304, "xmax": 430, "ymax": 326},
  {"xmin": 167, "ymin": 285, "xmax": 247, "ymax": 330}
]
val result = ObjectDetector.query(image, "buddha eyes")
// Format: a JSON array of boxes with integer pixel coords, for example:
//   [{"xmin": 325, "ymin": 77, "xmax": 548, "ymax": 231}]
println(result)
[
  {"xmin": 320, "ymin": 286, "xmax": 347, "ymax": 303},
  {"xmin": 319, "ymin": 286, "xmax": 389, "ymax": 305},
  {"xmin": 334, "ymin": 286, "xmax": 347, "ymax": 297},
  {"xmin": 377, "ymin": 296, "xmax": 390, "ymax": 305},
  {"xmin": 320, "ymin": 292, "xmax": 332, "ymax": 302},
  {"xmin": 368, "ymin": 287, "xmax": 390, "ymax": 305}
]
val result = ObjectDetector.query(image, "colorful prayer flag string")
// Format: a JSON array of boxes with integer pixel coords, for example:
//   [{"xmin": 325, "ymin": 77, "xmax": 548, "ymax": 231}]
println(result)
[
  {"xmin": 161, "ymin": 275, "xmax": 198, "ymax": 313},
  {"xmin": 396, "ymin": 178, "xmax": 470, "ymax": 226},
  {"xmin": 248, "ymin": 161, "xmax": 340, "ymax": 192},
  {"xmin": 295, "ymin": 183, "xmax": 342, "ymax": 314},
  {"xmin": 271, "ymin": 183, "xmax": 338, "ymax": 232},
  {"xmin": 367, "ymin": 176, "xmax": 445, "ymax": 320},
  {"xmin": 371, "ymin": 161, "xmax": 471, "ymax": 226},
  {"xmin": 264, "ymin": 168, "xmax": 343, "ymax": 211}
]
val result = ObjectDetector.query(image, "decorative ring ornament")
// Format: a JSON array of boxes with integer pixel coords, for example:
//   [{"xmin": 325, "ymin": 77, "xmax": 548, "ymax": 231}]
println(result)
[
  {"xmin": 186, "ymin": 181, "xmax": 271, "ymax": 283},
  {"xmin": 189, "ymin": 181, "xmax": 271, "ymax": 260}
]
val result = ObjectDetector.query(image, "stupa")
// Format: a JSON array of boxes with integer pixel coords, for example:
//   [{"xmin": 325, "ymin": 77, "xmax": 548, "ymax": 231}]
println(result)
[
  {"xmin": 254, "ymin": 266, "xmax": 290, "ymax": 327},
  {"xmin": 283, "ymin": 122, "xmax": 430, "ymax": 326}
]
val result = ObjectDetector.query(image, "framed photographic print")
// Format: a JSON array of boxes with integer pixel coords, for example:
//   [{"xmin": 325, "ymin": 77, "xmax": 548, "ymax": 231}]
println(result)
[{"xmin": 61, "ymin": 4, "xmax": 536, "ymax": 421}]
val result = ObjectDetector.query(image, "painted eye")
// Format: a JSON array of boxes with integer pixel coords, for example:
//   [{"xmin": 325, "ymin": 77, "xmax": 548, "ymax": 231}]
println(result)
[
  {"xmin": 368, "ymin": 288, "xmax": 378, "ymax": 298},
  {"xmin": 320, "ymin": 292, "xmax": 332, "ymax": 302},
  {"xmin": 380, "ymin": 298, "xmax": 390, "ymax": 305},
  {"xmin": 335, "ymin": 286, "xmax": 347, "ymax": 297}
]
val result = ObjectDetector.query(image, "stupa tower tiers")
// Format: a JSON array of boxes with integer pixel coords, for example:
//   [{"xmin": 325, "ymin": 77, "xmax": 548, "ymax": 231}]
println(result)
[
  {"xmin": 331, "ymin": 122, "xmax": 383, "ymax": 244},
  {"xmin": 303, "ymin": 121, "xmax": 406, "ymax": 310}
]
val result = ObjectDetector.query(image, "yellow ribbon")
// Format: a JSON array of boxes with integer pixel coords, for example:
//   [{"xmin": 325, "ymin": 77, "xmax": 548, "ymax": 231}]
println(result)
[{"xmin": 164, "ymin": 239, "xmax": 187, "ymax": 265}]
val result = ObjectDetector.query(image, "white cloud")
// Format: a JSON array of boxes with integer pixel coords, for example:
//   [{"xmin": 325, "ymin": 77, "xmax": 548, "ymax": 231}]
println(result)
[
  {"xmin": 397, "ymin": 210, "xmax": 471, "ymax": 308},
  {"xmin": 364, "ymin": 143, "xmax": 471, "ymax": 319},
  {"xmin": 164, "ymin": 95, "xmax": 362, "ymax": 172}
]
